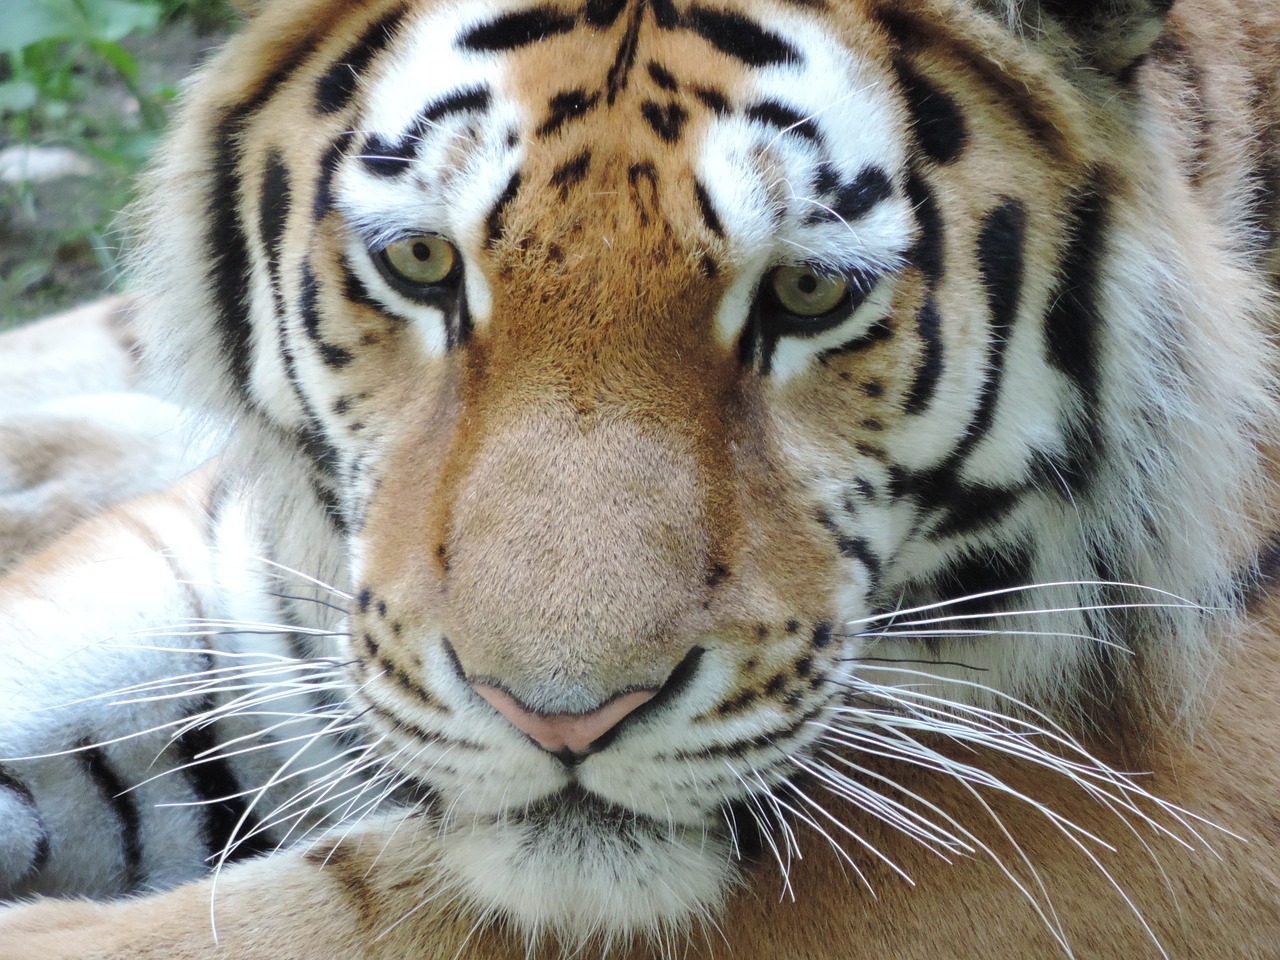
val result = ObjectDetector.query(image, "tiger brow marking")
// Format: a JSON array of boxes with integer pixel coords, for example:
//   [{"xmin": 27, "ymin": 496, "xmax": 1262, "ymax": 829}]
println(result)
[
  {"xmin": 314, "ymin": 6, "xmax": 408, "ymax": 115},
  {"xmin": 549, "ymin": 148, "xmax": 594, "ymax": 195},
  {"xmin": 806, "ymin": 165, "xmax": 896, "ymax": 225},
  {"xmin": 360, "ymin": 86, "xmax": 492, "ymax": 177},
  {"xmin": 486, "ymin": 171, "xmax": 523, "ymax": 245},
  {"xmin": 457, "ymin": 6, "xmax": 578, "ymax": 51},
  {"xmin": 641, "ymin": 99, "xmax": 689, "ymax": 142},
  {"xmin": 537, "ymin": 88, "xmax": 602, "ymax": 137},
  {"xmin": 745, "ymin": 100, "xmax": 821, "ymax": 142},
  {"xmin": 684, "ymin": 4, "xmax": 801, "ymax": 67}
]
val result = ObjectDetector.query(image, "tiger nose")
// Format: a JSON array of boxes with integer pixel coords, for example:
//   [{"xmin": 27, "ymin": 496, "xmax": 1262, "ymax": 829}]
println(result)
[{"xmin": 473, "ymin": 684, "xmax": 655, "ymax": 763}]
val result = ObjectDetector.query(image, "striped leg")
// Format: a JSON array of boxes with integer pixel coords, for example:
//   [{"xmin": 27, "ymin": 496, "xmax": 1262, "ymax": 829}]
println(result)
[{"xmin": 0, "ymin": 476, "xmax": 244, "ymax": 901}]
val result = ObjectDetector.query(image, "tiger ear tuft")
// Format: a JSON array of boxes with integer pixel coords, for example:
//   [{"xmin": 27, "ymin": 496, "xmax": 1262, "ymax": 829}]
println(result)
[{"xmin": 1030, "ymin": 0, "xmax": 1174, "ymax": 75}]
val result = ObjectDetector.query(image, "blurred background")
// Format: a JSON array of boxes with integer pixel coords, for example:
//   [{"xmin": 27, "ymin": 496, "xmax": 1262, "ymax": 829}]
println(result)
[{"xmin": 0, "ymin": 0, "xmax": 235, "ymax": 328}]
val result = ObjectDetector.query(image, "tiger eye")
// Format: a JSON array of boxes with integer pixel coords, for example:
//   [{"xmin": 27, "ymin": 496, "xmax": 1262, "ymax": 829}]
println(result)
[
  {"xmin": 768, "ymin": 266, "xmax": 849, "ymax": 316},
  {"xmin": 380, "ymin": 236, "xmax": 459, "ymax": 286}
]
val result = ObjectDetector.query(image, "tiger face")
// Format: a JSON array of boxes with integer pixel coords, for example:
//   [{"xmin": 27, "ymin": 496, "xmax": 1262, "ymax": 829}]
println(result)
[{"xmin": 131, "ymin": 0, "xmax": 1274, "ymax": 943}]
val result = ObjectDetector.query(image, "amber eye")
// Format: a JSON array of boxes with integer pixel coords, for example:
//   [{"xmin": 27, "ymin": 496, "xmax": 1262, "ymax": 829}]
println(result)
[
  {"xmin": 767, "ymin": 265, "xmax": 850, "ymax": 317},
  {"xmin": 378, "ymin": 235, "xmax": 460, "ymax": 288}
]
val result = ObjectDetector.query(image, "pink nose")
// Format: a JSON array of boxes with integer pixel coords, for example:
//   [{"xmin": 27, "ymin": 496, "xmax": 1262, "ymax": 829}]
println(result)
[{"xmin": 473, "ymin": 684, "xmax": 656, "ymax": 757}]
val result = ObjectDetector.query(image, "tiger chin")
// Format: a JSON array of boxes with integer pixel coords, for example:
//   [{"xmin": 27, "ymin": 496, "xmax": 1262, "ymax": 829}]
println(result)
[{"xmin": 2, "ymin": 0, "xmax": 1280, "ymax": 957}]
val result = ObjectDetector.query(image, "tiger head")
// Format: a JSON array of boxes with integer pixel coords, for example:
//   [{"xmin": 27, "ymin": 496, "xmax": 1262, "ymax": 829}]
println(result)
[{"xmin": 132, "ymin": 0, "xmax": 1275, "ymax": 944}]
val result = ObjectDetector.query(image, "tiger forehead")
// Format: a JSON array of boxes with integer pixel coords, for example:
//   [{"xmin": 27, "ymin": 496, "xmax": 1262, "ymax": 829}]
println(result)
[{"xmin": 349, "ymin": 0, "xmax": 904, "ymax": 247}]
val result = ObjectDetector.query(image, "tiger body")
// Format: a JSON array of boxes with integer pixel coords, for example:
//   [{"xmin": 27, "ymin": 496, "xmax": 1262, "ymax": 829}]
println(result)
[{"xmin": 1, "ymin": 0, "xmax": 1280, "ymax": 956}]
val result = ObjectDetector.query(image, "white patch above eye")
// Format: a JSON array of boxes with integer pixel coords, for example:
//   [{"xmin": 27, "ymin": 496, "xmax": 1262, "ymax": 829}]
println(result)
[{"xmin": 698, "ymin": 8, "xmax": 912, "ymax": 352}]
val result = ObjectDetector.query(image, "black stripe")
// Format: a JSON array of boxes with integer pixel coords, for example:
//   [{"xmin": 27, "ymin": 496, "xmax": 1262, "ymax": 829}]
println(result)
[
  {"xmin": 641, "ymin": 99, "xmax": 688, "ymax": 142},
  {"xmin": 314, "ymin": 131, "xmax": 355, "ymax": 219},
  {"xmin": 929, "ymin": 541, "xmax": 1035, "ymax": 620},
  {"xmin": 0, "ymin": 764, "xmax": 50, "ymax": 875},
  {"xmin": 745, "ymin": 100, "xmax": 819, "ymax": 141},
  {"xmin": 815, "ymin": 317, "xmax": 893, "ymax": 361},
  {"xmin": 1042, "ymin": 185, "xmax": 1107, "ymax": 497},
  {"xmin": 458, "ymin": 7, "xmax": 577, "ymax": 51},
  {"xmin": 927, "ymin": 482, "xmax": 1023, "ymax": 539},
  {"xmin": 584, "ymin": 0, "xmax": 627, "ymax": 27},
  {"xmin": 260, "ymin": 151, "xmax": 291, "ymax": 282},
  {"xmin": 486, "ymin": 172, "xmax": 522, "ymax": 245},
  {"xmin": 206, "ymin": 29, "xmax": 329, "ymax": 400},
  {"xmin": 315, "ymin": 8, "xmax": 407, "ymax": 114},
  {"xmin": 77, "ymin": 744, "xmax": 143, "ymax": 889},
  {"xmin": 606, "ymin": 0, "xmax": 645, "ymax": 104},
  {"xmin": 905, "ymin": 170, "xmax": 944, "ymax": 284},
  {"xmin": 647, "ymin": 61, "xmax": 679, "ymax": 92},
  {"xmin": 360, "ymin": 133, "xmax": 415, "ymax": 177},
  {"xmin": 810, "ymin": 165, "xmax": 895, "ymax": 225},
  {"xmin": 300, "ymin": 261, "xmax": 323, "ymax": 342},
  {"xmin": 549, "ymin": 148, "xmax": 593, "ymax": 194},
  {"xmin": 895, "ymin": 62, "xmax": 968, "ymax": 165},
  {"xmin": 537, "ymin": 88, "xmax": 601, "ymax": 137},
  {"xmin": 693, "ymin": 179, "xmax": 724, "ymax": 236},
  {"xmin": 319, "ymin": 342, "xmax": 355, "ymax": 367},
  {"xmin": 420, "ymin": 85, "xmax": 492, "ymax": 124},
  {"xmin": 208, "ymin": 120, "xmax": 257, "ymax": 397},
  {"xmin": 903, "ymin": 297, "xmax": 943, "ymax": 414},
  {"xmin": 174, "ymin": 705, "xmax": 275, "ymax": 864},
  {"xmin": 692, "ymin": 85, "xmax": 730, "ymax": 114},
  {"xmin": 628, "ymin": 162, "xmax": 660, "ymax": 226},
  {"xmin": 650, "ymin": 0, "xmax": 679, "ymax": 27},
  {"xmin": 955, "ymin": 199, "xmax": 1026, "ymax": 461},
  {"xmin": 685, "ymin": 5, "xmax": 800, "ymax": 67},
  {"xmin": 342, "ymin": 259, "xmax": 385, "ymax": 310}
]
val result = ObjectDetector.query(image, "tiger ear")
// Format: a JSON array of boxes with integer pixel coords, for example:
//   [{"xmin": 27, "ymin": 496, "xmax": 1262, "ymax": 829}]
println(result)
[{"xmin": 1027, "ymin": 0, "xmax": 1174, "ymax": 75}]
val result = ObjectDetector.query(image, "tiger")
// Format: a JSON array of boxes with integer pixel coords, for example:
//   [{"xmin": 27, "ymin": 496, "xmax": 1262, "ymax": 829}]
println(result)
[{"xmin": 1, "ymin": 0, "xmax": 1279, "ymax": 956}]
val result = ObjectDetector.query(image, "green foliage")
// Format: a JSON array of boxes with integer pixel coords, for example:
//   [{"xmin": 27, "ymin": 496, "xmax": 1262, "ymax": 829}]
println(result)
[{"xmin": 0, "ymin": 0, "xmax": 234, "ymax": 326}]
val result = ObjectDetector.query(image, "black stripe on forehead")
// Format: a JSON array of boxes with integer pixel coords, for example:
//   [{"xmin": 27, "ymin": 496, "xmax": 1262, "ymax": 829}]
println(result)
[
  {"xmin": 458, "ymin": 6, "xmax": 577, "ymax": 51},
  {"xmin": 315, "ymin": 7, "xmax": 408, "ymax": 115},
  {"xmin": 550, "ymin": 148, "xmax": 593, "ymax": 195},
  {"xmin": 359, "ymin": 85, "xmax": 492, "ymax": 177},
  {"xmin": 421, "ymin": 85, "xmax": 492, "ymax": 123},
  {"xmin": 684, "ymin": 5, "xmax": 801, "ymax": 67},
  {"xmin": 805, "ymin": 166, "xmax": 895, "ymax": 225},
  {"xmin": 745, "ymin": 100, "xmax": 820, "ymax": 142},
  {"xmin": 538, "ymin": 88, "xmax": 602, "ymax": 137}
]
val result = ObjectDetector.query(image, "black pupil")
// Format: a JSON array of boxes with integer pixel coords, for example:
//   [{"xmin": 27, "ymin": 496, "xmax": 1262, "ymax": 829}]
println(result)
[
  {"xmin": 797, "ymin": 274, "xmax": 818, "ymax": 295},
  {"xmin": 412, "ymin": 241, "xmax": 432, "ymax": 262}
]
